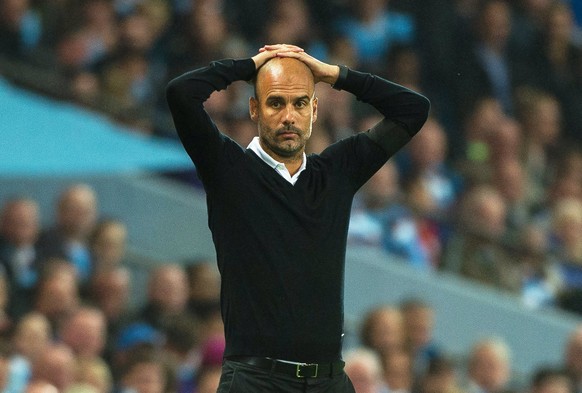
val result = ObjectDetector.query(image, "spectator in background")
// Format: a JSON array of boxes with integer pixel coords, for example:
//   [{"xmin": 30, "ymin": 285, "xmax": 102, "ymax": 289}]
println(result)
[
  {"xmin": 453, "ymin": 0, "xmax": 523, "ymax": 117},
  {"xmin": 465, "ymin": 338, "xmax": 512, "ymax": 393},
  {"xmin": 335, "ymin": 0, "xmax": 415, "ymax": 71},
  {"xmin": 361, "ymin": 305, "xmax": 405, "ymax": 358},
  {"xmin": 457, "ymin": 96, "xmax": 507, "ymax": 184},
  {"xmin": 384, "ymin": 44, "xmax": 423, "ymax": 92},
  {"xmin": 416, "ymin": 356, "xmax": 465, "ymax": 393},
  {"xmin": 75, "ymin": 357, "xmax": 112, "ymax": 393},
  {"xmin": 349, "ymin": 162, "xmax": 402, "ymax": 247},
  {"xmin": 166, "ymin": 0, "xmax": 247, "ymax": 78},
  {"xmin": 382, "ymin": 349, "xmax": 414, "ymax": 393},
  {"xmin": 518, "ymin": 224, "xmax": 563, "ymax": 309},
  {"xmin": 402, "ymin": 173, "xmax": 443, "ymax": 268},
  {"xmin": 343, "ymin": 348, "xmax": 386, "ymax": 393},
  {"xmin": 162, "ymin": 314, "xmax": 200, "ymax": 393},
  {"xmin": 349, "ymin": 161, "xmax": 432, "ymax": 269},
  {"xmin": 33, "ymin": 259, "xmax": 80, "ymax": 332},
  {"xmin": 514, "ymin": 87, "xmax": 562, "ymax": 207},
  {"xmin": 0, "ymin": 0, "xmax": 42, "ymax": 58},
  {"xmin": 59, "ymin": 306, "xmax": 107, "ymax": 361},
  {"xmin": 88, "ymin": 219, "xmax": 128, "ymax": 274},
  {"xmin": 30, "ymin": 343, "xmax": 77, "ymax": 392},
  {"xmin": 400, "ymin": 298, "xmax": 442, "ymax": 379},
  {"xmin": 549, "ymin": 198, "xmax": 582, "ymax": 302},
  {"xmin": 7, "ymin": 312, "xmax": 52, "ymax": 392},
  {"xmin": 263, "ymin": 0, "xmax": 326, "ymax": 59},
  {"xmin": 442, "ymin": 184, "xmax": 522, "ymax": 292},
  {"xmin": 185, "ymin": 260, "xmax": 220, "ymax": 322},
  {"xmin": 37, "ymin": 184, "xmax": 99, "ymax": 283},
  {"xmin": 54, "ymin": 0, "xmax": 117, "ymax": 74},
  {"xmin": 114, "ymin": 346, "xmax": 173, "ymax": 393},
  {"xmin": 0, "ymin": 197, "xmax": 42, "ymax": 319},
  {"xmin": 511, "ymin": 0, "xmax": 555, "ymax": 60},
  {"xmin": 526, "ymin": 1, "xmax": 582, "ymax": 144},
  {"xmin": 400, "ymin": 117, "xmax": 462, "ymax": 216},
  {"xmin": 564, "ymin": 325, "xmax": 582, "ymax": 393},
  {"xmin": 88, "ymin": 266, "xmax": 132, "ymax": 363},
  {"xmin": 492, "ymin": 157, "xmax": 530, "ymax": 235},
  {"xmin": 111, "ymin": 322, "xmax": 163, "ymax": 382},
  {"xmin": 136, "ymin": 264, "xmax": 188, "ymax": 333},
  {"xmin": 529, "ymin": 367, "xmax": 575, "ymax": 393}
]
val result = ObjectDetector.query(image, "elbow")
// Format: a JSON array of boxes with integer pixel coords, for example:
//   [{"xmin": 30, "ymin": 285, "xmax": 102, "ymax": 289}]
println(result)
[
  {"xmin": 165, "ymin": 77, "xmax": 192, "ymax": 110},
  {"xmin": 165, "ymin": 78, "xmax": 181, "ymax": 104},
  {"xmin": 408, "ymin": 94, "xmax": 431, "ymax": 136}
]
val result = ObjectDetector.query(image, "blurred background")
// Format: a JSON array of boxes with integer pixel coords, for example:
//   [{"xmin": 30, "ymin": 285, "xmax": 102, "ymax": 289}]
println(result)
[{"xmin": 2, "ymin": 0, "xmax": 582, "ymax": 392}]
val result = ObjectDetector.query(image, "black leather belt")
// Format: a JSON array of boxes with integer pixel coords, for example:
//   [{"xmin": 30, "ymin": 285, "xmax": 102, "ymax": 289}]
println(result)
[{"xmin": 227, "ymin": 356, "xmax": 345, "ymax": 378}]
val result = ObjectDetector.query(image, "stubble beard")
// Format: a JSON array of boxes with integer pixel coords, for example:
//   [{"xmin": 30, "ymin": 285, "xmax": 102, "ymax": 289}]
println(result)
[{"xmin": 260, "ymin": 125, "xmax": 310, "ymax": 159}]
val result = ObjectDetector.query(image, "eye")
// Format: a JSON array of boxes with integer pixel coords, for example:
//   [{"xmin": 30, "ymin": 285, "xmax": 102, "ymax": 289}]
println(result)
[
  {"xmin": 295, "ymin": 100, "xmax": 308, "ymax": 108},
  {"xmin": 269, "ymin": 100, "xmax": 282, "ymax": 108}
]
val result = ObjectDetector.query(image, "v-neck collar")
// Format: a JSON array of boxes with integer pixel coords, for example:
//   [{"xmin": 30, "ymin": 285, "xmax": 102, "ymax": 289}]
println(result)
[{"xmin": 247, "ymin": 137, "xmax": 307, "ymax": 185}]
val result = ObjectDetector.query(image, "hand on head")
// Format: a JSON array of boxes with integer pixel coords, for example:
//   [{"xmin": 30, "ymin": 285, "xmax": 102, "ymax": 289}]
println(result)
[
  {"xmin": 252, "ymin": 44, "xmax": 340, "ymax": 86},
  {"xmin": 252, "ymin": 44, "xmax": 304, "ymax": 70}
]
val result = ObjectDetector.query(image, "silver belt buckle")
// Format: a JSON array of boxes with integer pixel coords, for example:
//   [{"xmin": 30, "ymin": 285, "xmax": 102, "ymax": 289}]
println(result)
[{"xmin": 296, "ymin": 363, "xmax": 318, "ymax": 378}]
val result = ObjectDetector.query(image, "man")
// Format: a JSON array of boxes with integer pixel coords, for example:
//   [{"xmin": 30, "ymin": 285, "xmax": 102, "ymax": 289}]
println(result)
[
  {"xmin": 37, "ymin": 184, "xmax": 98, "ymax": 283},
  {"xmin": 465, "ymin": 338, "xmax": 511, "ymax": 393},
  {"xmin": 0, "ymin": 197, "xmax": 41, "ymax": 318},
  {"xmin": 564, "ymin": 325, "xmax": 582, "ymax": 393},
  {"xmin": 59, "ymin": 306, "xmax": 107, "ymax": 360},
  {"xmin": 166, "ymin": 43, "xmax": 429, "ymax": 392}
]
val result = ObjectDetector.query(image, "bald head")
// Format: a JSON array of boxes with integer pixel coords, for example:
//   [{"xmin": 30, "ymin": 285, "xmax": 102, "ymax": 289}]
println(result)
[
  {"xmin": 254, "ymin": 57, "xmax": 315, "ymax": 100},
  {"xmin": 57, "ymin": 184, "xmax": 97, "ymax": 239}
]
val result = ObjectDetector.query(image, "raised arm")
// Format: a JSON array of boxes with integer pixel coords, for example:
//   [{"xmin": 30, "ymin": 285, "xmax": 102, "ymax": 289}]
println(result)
[
  {"xmin": 276, "ymin": 49, "xmax": 430, "ymax": 155},
  {"xmin": 165, "ymin": 58, "xmax": 255, "ymax": 162},
  {"xmin": 166, "ymin": 45, "xmax": 305, "ymax": 164}
]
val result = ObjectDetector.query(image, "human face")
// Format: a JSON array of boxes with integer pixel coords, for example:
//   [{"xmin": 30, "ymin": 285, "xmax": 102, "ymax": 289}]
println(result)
[{"xmin": 250, "ymin": 58, "xmax": 317, "ymax": 161}]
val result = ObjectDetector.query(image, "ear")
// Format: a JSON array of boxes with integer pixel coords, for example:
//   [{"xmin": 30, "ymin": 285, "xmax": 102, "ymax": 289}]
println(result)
[
  {"xmin": 312, "ymin": 97, "xmax": 318, "ymax": 124},
  {"xmin": 249, "ymin": 97, "xmax": 258, "ymax": 122}
]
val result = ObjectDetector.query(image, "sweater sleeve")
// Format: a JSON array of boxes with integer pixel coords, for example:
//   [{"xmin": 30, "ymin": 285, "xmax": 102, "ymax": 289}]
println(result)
[
  {"xmin": 333, "ymin": 65, "xmax": 431, "ymax": 155},
  {"xmin": 165, "ymin": 58, "xmax": 256, "ymax": 166}
]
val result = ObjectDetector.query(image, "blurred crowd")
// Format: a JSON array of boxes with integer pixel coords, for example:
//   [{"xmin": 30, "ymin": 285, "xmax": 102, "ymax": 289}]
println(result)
[
  {"xmin": 3, "ymin": 0, "xmax": 582, "ymax": 391},
  {"xmin": 344, "ymin": 299, "xmax": 582, "ymax": 393},
  {"xmin": 0, "ymin": 184, "xmax": 226, "ymax": 392},
  {"xmin": 2, "ymin": 184, "xmax": 582, "ymax": 393},
  {"xmin": 2, "ymin": 0, "xmax": 582, "ymax": 311}
]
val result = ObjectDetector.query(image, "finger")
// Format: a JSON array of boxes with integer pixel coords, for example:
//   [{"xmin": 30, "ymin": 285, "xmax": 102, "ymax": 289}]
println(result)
[
  {"xmin": 263, "ymin": 44, "xmax": 304, "ymax": 52},
  {"xmin": 275, "ymin": 51, "xmax": 303, "ymax": 58}
]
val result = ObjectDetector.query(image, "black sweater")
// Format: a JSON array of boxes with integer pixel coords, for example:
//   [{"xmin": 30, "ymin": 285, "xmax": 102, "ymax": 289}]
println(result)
[{"xmin": 166, "ymin": 58, "xmax": 429, "ymax": 362}]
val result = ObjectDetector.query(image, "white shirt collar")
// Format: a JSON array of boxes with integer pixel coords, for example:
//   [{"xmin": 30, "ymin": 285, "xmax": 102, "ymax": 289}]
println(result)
[{"xmin": 247, "ymin": 136, "xmax": 307, "ymax": 185}]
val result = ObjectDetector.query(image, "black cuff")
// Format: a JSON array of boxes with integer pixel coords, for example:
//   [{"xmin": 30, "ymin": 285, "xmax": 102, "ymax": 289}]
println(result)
[{"xmin": 331, "ymin": 65, "xmax": 349, "ymax": 90}]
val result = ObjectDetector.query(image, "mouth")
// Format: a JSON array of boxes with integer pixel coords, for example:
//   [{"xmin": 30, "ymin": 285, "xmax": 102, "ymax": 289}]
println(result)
[
  {"xmin": 276, "ymin": 127, "xmax": 301, "ymax": 139},
  {"xmin": 278, "ymin": 132, "xmax": 298, "ymax": 139}
]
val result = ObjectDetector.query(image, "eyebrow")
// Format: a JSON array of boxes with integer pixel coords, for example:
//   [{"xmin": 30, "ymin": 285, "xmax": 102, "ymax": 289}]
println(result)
[{"xmin": 266, "ymin": 95, "xmax": 311, "ymax": 102}]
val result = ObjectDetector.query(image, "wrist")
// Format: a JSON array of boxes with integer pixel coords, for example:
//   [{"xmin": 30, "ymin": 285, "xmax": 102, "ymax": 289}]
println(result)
[{"xmin": 323, "ymin": 65, "xmax": 340, "ymax": 85}]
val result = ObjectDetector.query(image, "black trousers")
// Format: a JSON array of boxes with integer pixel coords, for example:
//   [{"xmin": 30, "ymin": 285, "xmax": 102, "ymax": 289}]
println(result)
[{"xmin": 217, "ymin": 359, "xmax": 356, "ymax": 393}]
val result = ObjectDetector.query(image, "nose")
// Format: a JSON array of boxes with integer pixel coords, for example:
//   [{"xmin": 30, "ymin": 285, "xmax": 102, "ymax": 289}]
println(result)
[{"xmin": 282, "ymin": 104, "xmax": 295, "ymax": 125}]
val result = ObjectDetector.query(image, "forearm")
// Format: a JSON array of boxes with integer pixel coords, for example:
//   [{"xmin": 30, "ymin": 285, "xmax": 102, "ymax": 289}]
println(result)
[
  {"xmin": 332, "ymin": 66, "xmax": 430, "ymax": 137},
  {"xmin": 166, "ymin": 58, "xmax": 255, "ymax": 117},
  {"xmin": 165, "ymin": 58, "xmax": 255, "ymax": 154}
]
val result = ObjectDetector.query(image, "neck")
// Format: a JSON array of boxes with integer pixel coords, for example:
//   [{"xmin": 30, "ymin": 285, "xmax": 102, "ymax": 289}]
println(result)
[
  {"xmin": 273, "ymin": 152, "xmax": 303, "ymax": 176},
  {"xmin": 259, "ymin": 140, "xmax": 304, "ymax": 176},
  {"xmin": 285, "ymin": 159, "xmax": 303, "ymax": 177}
]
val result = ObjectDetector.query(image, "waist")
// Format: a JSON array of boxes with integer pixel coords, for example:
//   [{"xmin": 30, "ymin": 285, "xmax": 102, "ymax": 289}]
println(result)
[{"xmin": 226, "ymin": 356, "xmax": 345, "ymax": 379}]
